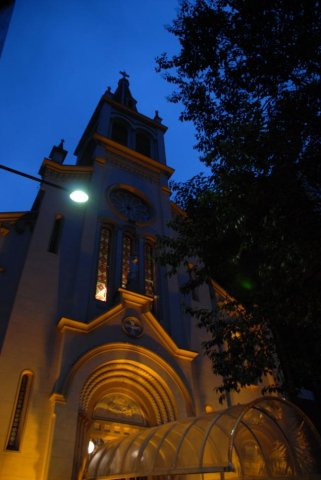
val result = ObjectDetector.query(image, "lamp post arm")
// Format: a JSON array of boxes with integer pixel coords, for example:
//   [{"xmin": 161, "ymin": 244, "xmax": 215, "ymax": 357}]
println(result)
[
  {"xmin": 0, "ymin": 163, "xmax": 89, "ymax": 203},
  {"xmin": 0, "ymin": 164, "xmax": 66, "ymax": 191}
]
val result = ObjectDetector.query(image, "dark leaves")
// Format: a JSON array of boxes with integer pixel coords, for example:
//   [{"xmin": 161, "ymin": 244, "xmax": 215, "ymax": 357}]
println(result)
[{"xmin": 157, "ymin": 0, "xmax": 321, "ymax": 401}]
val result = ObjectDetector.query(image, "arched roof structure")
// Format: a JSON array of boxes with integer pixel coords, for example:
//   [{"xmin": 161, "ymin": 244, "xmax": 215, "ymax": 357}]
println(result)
[{"xmin": 85, "ymin": 397, "xmax": 321, "ymax": 480}]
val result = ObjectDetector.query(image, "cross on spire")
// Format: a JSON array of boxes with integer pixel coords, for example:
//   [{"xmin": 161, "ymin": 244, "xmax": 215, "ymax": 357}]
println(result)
[{"xmin": 120, "ymin": 70, "xmax": 129, "ymax": 80}]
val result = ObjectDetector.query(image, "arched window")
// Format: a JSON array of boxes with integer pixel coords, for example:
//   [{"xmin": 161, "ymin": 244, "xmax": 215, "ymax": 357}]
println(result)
[
  {"xmin": 144, "ymin": 241, "xmax": 154, "ymax": 296},
  {"xmin": 121, "ymin": 233, "xmax": 134, "ymax": 288},
  {"xmin": 135, "ymin": 131, "xmax": 151, "ymax": 157},
  {"xmin": 95, "ymin": 225, "xmax": 112, "ymax": 302},
  {"xmin": 111, "ymin": 119, "xmax": 128, "ymax": 147},
  {"xmin": 48, "ymin": 214, "xmax": 63, "ymax": 254},
  {"xmin": 6, "ymin": 372, "xmax": 33, "ymax": 451}
]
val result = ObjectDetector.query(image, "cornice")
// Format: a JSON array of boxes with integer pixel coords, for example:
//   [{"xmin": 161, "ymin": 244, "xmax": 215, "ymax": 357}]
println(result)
[
  {"xmin": 94, "ymin": 133, "xmax": 174, "ymax": 177},
  {"xmin": 0, "ymin": 211, "xmax": 30, "ymax": 222},
  {"xmin": 57, "ymin": 302, "xmax": 124, "ymax": 333},
  {"xmin": 143, "ymin": 310, "xmax": 198, "ymax": 362},
  {"xmin": 39, "ymin": 159, "xmax": 93, "ymax": 177}
]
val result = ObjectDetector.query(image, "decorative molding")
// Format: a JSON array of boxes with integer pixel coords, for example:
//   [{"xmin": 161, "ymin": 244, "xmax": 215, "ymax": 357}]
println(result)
[
  {"xmin": 105, "ymin": 151, "xmax": 161, "ymax": 184},
  {"xmin": 161, "ymin": 185, "xmax": 171, "ymax": 196},
  {"xmin": 56, "ymin": 343, "xmax": 195, "ymax": 418},
  {"xmin": 0, "ymin": 212, "xmax": 29, "ymax": 223},
  {"xmin": 80, "ymin": 360, "xmax": 177, "ymax": 424},
  {"xmin": 118, "ymin": 288, "xmax": 153, "ymax": 312},
  {"xmin": 95, "ymin": 157, "xmax": 106, "ymax": 166},
  {"xmin": 57, "ymin": 289, "xmax": 197, "ymax": 362},
  {"xmin": 40, "ymin": 159, "xmax": 93, "ymax": 176},
  {"xmin": 57, "ymin": 302, "xmax": 124, "ymax": 333},
  {"xmin": 121, "ymin": 316, "xmax": 144, "ymax": 338},
  {"xmin": 50, "ymin": 393, "xmax": 66, "ymax": 405},
  {"xmin": 94, "ymin": 133, "xmax": 174, "ymax": 177}
]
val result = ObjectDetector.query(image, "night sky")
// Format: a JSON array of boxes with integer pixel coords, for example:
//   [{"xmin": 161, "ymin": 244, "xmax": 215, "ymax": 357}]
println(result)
[{"xmin": 0, "ymin": 0, "xmax": 205, "ymax": 213}]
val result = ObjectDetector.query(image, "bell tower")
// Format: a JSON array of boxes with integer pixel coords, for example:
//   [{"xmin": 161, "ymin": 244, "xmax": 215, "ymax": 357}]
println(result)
[
  {"xmin": 75, "ymin": 71, "xmax": 167, "ymax": 166},
  {"xmin": 62, "ymin": 73, "xmax": 178, "ymax": 334}
]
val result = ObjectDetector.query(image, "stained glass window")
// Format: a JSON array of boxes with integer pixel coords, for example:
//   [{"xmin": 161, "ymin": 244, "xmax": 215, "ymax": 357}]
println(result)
[
  {"xmin": 122, "ymin": 234, "xmax": 133, "ymax": 288},
  {"xmin": 144, "ymin": 242, "xmax": 154, "ymax": 296},
  {"xmin": 7, "ymin": 373, "xmax": 32, "ymax": 451},
  {"xmin": 95, "ymin": 225, "xmax": 111, "ymax": 302}
]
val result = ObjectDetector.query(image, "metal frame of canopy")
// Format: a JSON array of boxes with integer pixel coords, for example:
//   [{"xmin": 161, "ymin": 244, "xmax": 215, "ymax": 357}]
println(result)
[{"xmin": 85, "ymin": 397, "xmax": 321, "ymax": 480}]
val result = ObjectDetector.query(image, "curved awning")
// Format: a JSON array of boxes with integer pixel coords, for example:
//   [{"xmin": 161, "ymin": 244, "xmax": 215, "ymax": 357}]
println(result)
[{"xmin": 85, "ymin": 397, "xmax": 321, "ymax": 480}]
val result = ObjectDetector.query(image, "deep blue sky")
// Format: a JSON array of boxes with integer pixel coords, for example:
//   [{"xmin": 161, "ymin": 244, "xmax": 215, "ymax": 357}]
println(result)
[{"xmin": 0, "ymin": 0, "xmax": 205, "ymax": 213}]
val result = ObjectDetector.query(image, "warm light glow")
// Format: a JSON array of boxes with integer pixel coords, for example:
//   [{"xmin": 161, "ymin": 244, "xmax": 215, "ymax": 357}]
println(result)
[
  {"xmin": 88, "ymin": 440, "xmax": 95, "ymax": 454},
  {"xmin": 205, "ymin": 404, "xmax": 215, "ymax": 413},
  {"xmin": 69, "ymin": 190, "xmax": 89, "ymax": 203}
]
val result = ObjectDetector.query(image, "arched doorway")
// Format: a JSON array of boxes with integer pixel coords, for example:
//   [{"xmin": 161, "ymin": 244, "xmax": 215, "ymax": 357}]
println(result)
[{"xmin": 73, "ymin": 358, "xmax": 181, "ymax": 479}]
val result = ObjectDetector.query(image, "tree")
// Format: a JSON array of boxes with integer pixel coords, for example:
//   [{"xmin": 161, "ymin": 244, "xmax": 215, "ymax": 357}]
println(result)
[{"xmin": 156, "ymin": 0, "xmax": 321, "ymax": 402}]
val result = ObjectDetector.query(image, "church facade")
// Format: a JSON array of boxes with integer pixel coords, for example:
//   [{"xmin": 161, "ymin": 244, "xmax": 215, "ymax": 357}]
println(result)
[{"xmin": 0, "ymin": 76, "xmax": 320, "ymax": 480}]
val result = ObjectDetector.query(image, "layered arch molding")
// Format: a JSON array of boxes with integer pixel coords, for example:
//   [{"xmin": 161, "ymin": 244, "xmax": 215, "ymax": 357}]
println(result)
[
  {"xmin": 58, "ymin": 342, "xmax": 194, "ymax": 419},
  {"xmin": 51, "ymin": 343, "xmax": 194, "ymax": 480},
  {"xmin": 80, "ymin": 360, "xmax": 176, "ymax": 425}
]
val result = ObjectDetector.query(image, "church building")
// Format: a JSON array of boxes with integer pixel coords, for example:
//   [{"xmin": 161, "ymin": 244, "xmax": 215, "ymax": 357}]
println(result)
[{"xmin": 0, "ymin": 75, "xmax": 320, "ymax": 480}]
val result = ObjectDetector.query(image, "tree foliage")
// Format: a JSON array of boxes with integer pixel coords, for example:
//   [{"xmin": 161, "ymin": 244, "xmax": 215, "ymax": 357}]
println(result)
[{"xmin": 156, "ymin": 0, "xmax": 321, "ymax": 401}]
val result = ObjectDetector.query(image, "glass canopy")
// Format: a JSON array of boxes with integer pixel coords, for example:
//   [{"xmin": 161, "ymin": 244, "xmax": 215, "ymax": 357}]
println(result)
[{"xmin": 85, "ymin": 397, "xmax": 321, "ymax": 480}]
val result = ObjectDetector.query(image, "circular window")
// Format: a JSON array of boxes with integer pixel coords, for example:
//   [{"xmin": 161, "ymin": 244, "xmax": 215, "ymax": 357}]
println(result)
[{"xmin": 109, "ymin": 187, "xmax": 152, "ymax": 223}]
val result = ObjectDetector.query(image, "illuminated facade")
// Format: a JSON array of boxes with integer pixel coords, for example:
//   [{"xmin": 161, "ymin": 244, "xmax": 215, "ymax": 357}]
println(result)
[{"xmin": 0, "ymin": 76, "xmax": 320, "ymax": 480}]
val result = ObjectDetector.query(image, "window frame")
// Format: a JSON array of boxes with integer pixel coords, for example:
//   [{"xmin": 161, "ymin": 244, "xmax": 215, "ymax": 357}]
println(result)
[
  {"xmin": 95, "ymin": 224, "xmax": 113, "ymax": 303},
  {"xmin": 6, "ymin": 371, "xmax": 33, "ymax": 452}
]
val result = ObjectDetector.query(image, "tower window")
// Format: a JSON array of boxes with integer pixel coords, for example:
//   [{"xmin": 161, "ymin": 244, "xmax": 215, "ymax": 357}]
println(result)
[
  {"xmin": 111, "ymin": 120, "xmax": 128, "ymax": 146},
  {"xmin": 95, "ymin": 225, "xmax": 112, "ymax": 302},
  {"xmin": 48, "ymin": 215, "xmax": 63, "ymax": 254},
  {"xmin": 144, "ymin": 242, "xmax": 154, "ymax": 296},
  {"xmin": 135, "ymin": 131, "xmax": 151, "ymax": 157},
  {"xmin": 121, "ymin": 233, "xmax": 134, "ymax": 288},
  {"xmin": 6, "ymin": 372, "xmax": 33, "ymax": 451}
]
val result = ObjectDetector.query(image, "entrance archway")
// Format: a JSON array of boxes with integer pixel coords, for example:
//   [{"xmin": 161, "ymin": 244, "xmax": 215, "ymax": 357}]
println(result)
[{"xmin": 73, "ymin": 358, "xmax": 183, "ymax": 479}]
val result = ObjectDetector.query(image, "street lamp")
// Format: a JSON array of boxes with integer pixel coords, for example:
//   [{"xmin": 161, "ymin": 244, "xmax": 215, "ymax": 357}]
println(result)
[{"xmin": 0, "ymin": 164, "xmax": 89, "ymax": 204}]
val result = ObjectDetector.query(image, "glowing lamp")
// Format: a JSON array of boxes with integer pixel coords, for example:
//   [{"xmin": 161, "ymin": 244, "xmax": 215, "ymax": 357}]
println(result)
[
  {"xmin": 88, "ymin": 440, "xmax": 95, "ymax": 454},
  {"xmin": 69, "ymin": 190, "xmax": 89, "ymax": 203}
]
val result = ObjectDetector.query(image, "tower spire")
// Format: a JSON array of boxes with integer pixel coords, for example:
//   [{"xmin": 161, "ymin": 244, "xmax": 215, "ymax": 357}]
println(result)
[{"xmin": 113, "ymin": 71, "xmax": 137, "ymax": 111}]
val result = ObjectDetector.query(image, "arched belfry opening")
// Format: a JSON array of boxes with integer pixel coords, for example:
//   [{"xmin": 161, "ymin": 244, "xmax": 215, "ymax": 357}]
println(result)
[
  {"xmin": 111, "ymin": 119, "xmax": 129, "ymax": 146},
  {"xmin": 73, "ymin": 357, "xmax": 181, "ymax": 479},
  {"xmin": 135, "ymin": 130, "xmax": 152, "ymax": 157}
]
